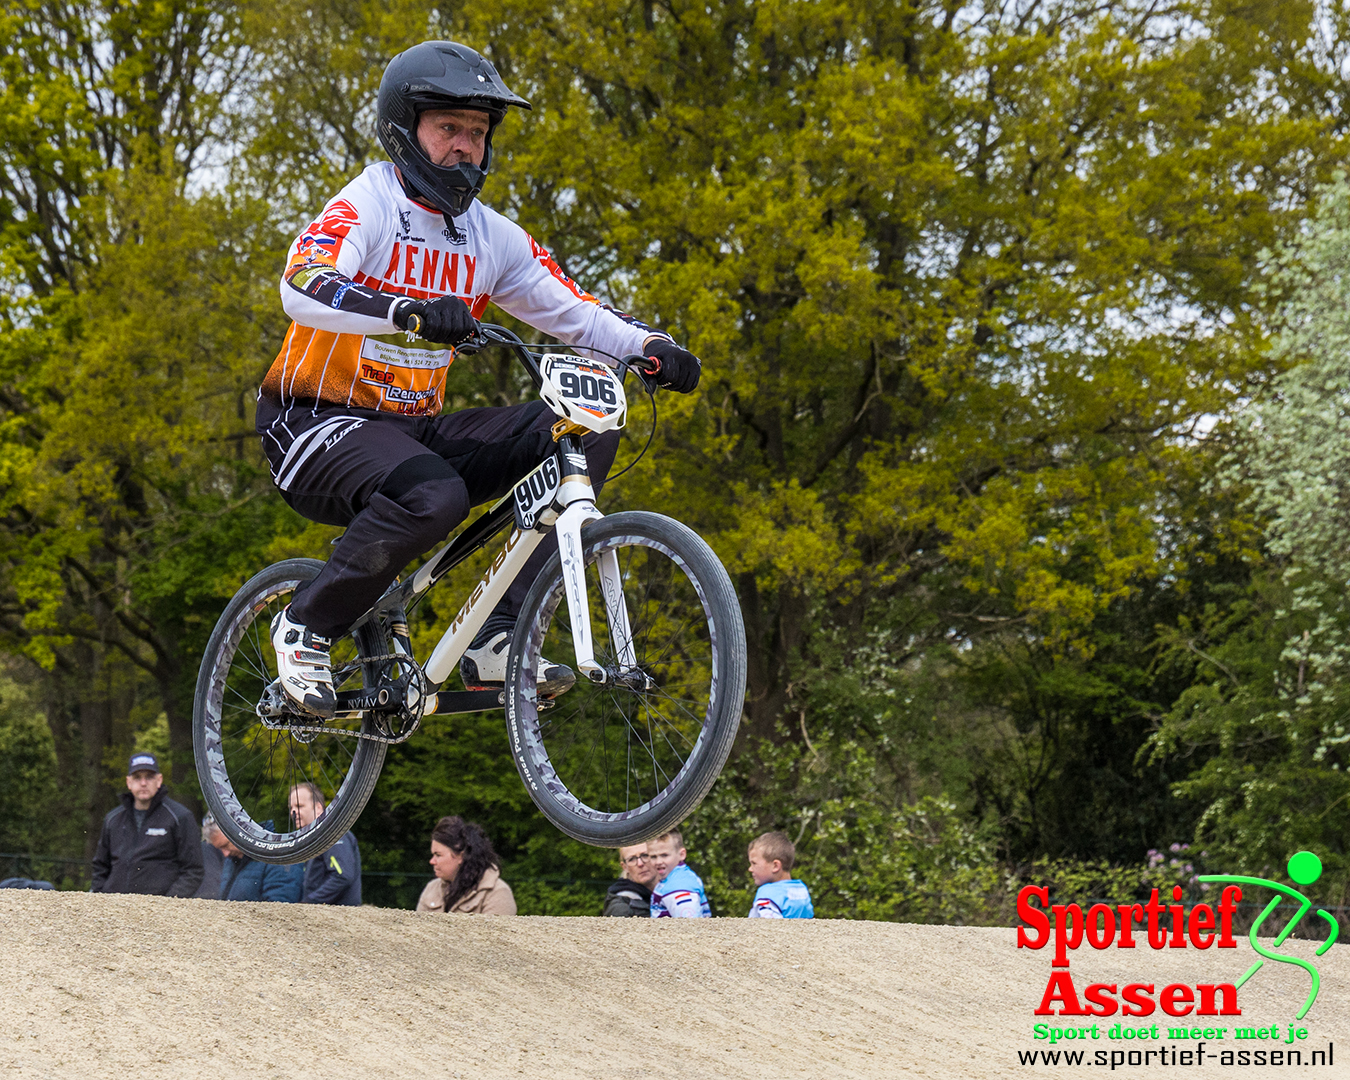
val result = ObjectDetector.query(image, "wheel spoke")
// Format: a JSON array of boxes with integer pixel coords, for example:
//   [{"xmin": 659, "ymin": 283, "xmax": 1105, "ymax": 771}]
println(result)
[{"xmin": 199, "ymin": 571, "xmax": 387, "ymax": 860}]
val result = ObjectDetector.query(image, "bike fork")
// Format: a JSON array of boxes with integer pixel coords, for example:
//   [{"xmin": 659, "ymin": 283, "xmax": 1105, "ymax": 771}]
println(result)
[
  {"xmin": 553, "ymin": 501, "xmax": 607, "ymax": 682},
  {"xmin": 553, "ymin": 507, "xmax": 639, "ymax": 684}
]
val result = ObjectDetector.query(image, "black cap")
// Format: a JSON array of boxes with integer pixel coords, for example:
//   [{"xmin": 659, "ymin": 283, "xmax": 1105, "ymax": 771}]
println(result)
[{"xmin": 127, "ymin": 752, "xmax": 161, "ymax": 775}]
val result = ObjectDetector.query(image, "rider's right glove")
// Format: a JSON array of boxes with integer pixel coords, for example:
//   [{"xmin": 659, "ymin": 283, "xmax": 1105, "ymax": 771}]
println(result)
[
  {"xmin": 643, "ymin": 338, "xmax": 702, "ymax": 394},
  {"xmin": 393, "ymin": 295, "xmax": 476, "ymax": 345}
]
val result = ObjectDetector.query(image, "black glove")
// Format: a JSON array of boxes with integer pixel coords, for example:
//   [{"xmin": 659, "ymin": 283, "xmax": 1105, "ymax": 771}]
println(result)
[
  {"xmin": 392, "ymin": 295, "xmax": 476, "ymax": 345},
  {"xmin": 643, "ymin": 338, "xmax": 702, "ymax": 394}
]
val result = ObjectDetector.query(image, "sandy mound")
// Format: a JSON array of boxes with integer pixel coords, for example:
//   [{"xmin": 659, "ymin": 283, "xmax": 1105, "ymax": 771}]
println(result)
[{"xmin": 2, "ymin": 892, "xmax": 1346, "ymax": 1078}]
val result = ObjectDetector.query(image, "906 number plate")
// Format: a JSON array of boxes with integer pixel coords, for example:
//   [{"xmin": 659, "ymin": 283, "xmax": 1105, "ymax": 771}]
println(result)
[
  {"xmin": 514, "ymin": 455, "xmax": 560, "ymax": 531},
  {"xmin": 539, "ymin": 354, "xmax": 627, "ymax": 434}
]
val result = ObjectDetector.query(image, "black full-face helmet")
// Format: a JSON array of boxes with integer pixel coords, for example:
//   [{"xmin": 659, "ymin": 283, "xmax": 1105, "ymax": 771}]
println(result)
[{"xmin": 376, "ymin": 41, "xmax": 531, "ymax": 218}]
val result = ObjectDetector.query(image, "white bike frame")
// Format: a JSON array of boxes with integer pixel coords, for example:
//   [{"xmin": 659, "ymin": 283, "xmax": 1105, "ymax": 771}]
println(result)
[{"xmin": 417, "ymin": 475, "xmax": 628, "ymax": 700}]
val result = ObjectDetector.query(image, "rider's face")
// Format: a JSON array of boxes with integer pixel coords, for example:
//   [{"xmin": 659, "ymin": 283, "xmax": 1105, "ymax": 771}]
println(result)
[{"xmin": 417, "ymin": 108, "xmax": 490, "ymax": 169}]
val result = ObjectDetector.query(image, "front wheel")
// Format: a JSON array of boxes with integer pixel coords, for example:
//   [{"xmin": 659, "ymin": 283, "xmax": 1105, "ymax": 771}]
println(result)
[
  {"xmin": 505, "ymin": 511, "xmax": 747, "ymax": 846},
  {"xmin": 193, "ymin": 559, "xmax": 392, "ymax": 863}
]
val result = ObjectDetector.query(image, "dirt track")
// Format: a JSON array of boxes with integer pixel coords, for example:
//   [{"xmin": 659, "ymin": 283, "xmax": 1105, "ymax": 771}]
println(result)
[{"xmin": 2, "ymin": 892, "xmax": 1347, "ymax": 1078}]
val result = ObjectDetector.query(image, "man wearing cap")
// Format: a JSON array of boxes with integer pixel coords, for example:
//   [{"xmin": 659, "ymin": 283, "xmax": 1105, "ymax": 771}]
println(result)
[{"xmin": 91, "ymin": 753, "xmax": 204, "ymax": 897}]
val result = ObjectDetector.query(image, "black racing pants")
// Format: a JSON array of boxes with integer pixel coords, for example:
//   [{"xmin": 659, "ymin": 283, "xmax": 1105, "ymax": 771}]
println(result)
[{"xmin": 256, "ymin": 396, "xmax": 620, "ymax": 641}]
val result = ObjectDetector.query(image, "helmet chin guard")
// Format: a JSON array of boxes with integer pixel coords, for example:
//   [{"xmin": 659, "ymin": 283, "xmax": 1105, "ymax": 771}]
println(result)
[{"xmin": 376, "ymin": 41, "xmax": 531, "ymax": 218}]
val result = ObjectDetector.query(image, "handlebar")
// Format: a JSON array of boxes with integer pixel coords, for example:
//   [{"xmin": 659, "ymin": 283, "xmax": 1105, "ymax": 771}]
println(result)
[
  {"xmin": 452, "ymin": 321, "xmax": 661, "ymax": 480},
  {"xmin": 453, "ymin": 322, "xmax": 661, "ymax": 393}
]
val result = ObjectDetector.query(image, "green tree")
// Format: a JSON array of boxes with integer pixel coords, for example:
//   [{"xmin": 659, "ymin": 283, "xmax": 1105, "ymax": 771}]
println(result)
[
  {"xmin": 0, "ymin": 672, "xmax": 66, "ymax": 853},
  {"xmin": 464, "ymin": 0, "xmax": 1350, "ymax": 751},
  {"xmin": 5, "ymin": 0, "xmax": 1350, "ymax": 905},
  {"xmin": 0, "ymin": 3, "xmax": 294, "ymax": 849},
  {"xmin": 1147, "ymin": 174, "xmax": 1350, "ymax": 899}
]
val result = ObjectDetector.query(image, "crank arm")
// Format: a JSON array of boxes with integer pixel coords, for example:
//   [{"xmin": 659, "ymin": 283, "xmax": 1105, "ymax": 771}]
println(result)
[{"xmin": 334, "ymin": 685, "xmax": 403, "ymax": 713}]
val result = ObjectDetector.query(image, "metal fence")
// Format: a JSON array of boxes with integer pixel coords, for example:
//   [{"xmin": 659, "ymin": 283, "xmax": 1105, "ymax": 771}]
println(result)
[
  {"xmin": 9, "ymin": 852, "xmax": 1344, "ymax": 936},
  {"xmin": 0, "ymin": 852, "xmax": 611, "ymax": 904}
]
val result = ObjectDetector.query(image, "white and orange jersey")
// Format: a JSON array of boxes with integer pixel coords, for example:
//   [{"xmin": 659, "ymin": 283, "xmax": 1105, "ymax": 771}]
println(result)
[{"xmin": 261, "ymin": 162, "xmax": 665, "ymax": 416}]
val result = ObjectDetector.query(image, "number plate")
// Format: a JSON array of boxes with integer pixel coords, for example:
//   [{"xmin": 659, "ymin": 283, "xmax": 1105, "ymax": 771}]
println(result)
[
  {"xmin": 514, "ymin": 455, "xmax": 561, "ymax": 531},
  {"xmin": 539, "ymin": 354, "xmax": 627, "ymax": 433}
]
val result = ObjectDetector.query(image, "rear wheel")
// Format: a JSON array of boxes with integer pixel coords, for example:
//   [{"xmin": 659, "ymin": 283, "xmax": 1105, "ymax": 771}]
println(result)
[
  {"xmin": 505, "ymin": 512, "xmax": 746, "ymax": 846},
  {"xmin": 193, "ymin": 559, "xmax": 393, "ymax": 863}
]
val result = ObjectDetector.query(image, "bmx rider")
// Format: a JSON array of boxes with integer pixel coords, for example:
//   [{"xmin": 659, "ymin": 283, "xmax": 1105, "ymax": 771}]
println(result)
[{"xmin": 257, "ymin": 40, "xmax": 702, "ymax": 717}]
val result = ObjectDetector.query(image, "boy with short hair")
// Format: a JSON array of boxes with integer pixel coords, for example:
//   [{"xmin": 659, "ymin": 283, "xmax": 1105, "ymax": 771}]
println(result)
[
  {"xmin": 747, "ymin": 831, "xmax": 814, "ymax": 919},
  {"xmin": 647, "ymin": 829, "xmax": 711, "ymax": 918}
]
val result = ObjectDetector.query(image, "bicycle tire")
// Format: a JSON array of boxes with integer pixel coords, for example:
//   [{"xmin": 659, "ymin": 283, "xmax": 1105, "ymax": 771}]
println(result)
[
  {"xmin": 505, "ymin": 511, "xmax": 746, "ymax": 846},
  {"xmin": 193, "ymin": 558, "xmax": 390, "ymax": 864}
]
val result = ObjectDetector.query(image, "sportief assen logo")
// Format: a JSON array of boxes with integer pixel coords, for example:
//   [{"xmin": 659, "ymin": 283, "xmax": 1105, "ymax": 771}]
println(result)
[
  {"xmin": 1016, "ymin": 851, "xmax": 1339, "ymax": 1068},
  {"xmin": 1019, "ymin": 850, "xmax": 1337, "ymax": 1020}
]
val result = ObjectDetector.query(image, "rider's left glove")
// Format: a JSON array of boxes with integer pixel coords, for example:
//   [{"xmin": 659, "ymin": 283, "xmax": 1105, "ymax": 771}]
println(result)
[
  {"xmin": 644, "ymin": 338, "xmax": 702, "ymax": 394},
  {"xmin": 393, "ymin": 295, "xmax": 476, "ymax": 345}
]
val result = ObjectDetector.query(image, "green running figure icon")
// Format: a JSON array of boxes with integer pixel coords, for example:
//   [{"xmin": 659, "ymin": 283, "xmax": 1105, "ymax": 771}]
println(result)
[{"xmin": 1198, "ymin": 851, "xmax": 1340, "ymax": 1021}]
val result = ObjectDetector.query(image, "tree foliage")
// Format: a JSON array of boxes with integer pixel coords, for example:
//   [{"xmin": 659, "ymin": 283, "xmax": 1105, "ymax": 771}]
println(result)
[
  {"xmin": 4, "ymin": 0, "xmax": 1350, "ymax": 908},
  {"xmin": 1147, "ymin": 174, "xmax": 1350, "ymax": 900}
]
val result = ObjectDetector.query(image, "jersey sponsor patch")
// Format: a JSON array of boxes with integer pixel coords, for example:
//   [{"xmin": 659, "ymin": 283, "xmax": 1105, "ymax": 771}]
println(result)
[
  {"xmin": 378, "ymin": 243, "xmax": 477, "ymax": 296},
  {"xmin": 145, "ymin": 827, "xmax": 167, "ymax": 836},
  {"xmin": 358, "ymin": 334, "xmax": 452, "ymax": 370},
  {"xmin": 330, "ymin": 281, "xmax": 368, "ymax": 308},
  {"xmin": 289, "ymin": 263, "xmax": 342, "ymax": 291},
  {"xmin": 382, "ymin": 384, "xmax": 439, "ymax": 405}
]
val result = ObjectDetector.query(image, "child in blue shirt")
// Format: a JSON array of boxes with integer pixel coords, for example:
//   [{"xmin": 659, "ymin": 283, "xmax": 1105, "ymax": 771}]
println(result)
[
  {"xmin": 747, "ymin": 831, "xmax": 813, "ymax": 918},
  {"xmin": 648, "ymin": 829, "xmax": 711, "ymax": 918}
]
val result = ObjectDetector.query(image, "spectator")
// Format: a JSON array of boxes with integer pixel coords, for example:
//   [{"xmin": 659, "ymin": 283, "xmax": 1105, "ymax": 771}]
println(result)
[
  {"xmin": 746, "ymin": 831, "xmax": 814, "ymax": 919},
  {"xmin": 288, "ymin": 782, "xmax": 361, "ymax": 906},
  {"xmin": 0, "ymin": 878, "xmax": 54, "ymax": 890},
  {"xmin": 91, "ymin": 752, "xmax": 203, "ymax": 897},
  {"xmin": 415, "ymin": 816, "xmax": 516, "ymax": 915},
  {"xmin": 648, "ymin": 829, "xmax": 710, "ymax": 918},
  {"xmin": 214, "ymin": 821, "xmax": 303, "ymax": 903},
  {"xmin": 602, "ymin": 844, "xmax": 657, "ymax": 917},
  {"xmin": 195, "ymin": 813, "xmax": 224, "ymax": 900}
]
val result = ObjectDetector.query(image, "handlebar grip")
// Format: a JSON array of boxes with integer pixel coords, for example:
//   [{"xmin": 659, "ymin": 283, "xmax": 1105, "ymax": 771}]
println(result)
[{"xmin": 616, "ymin": 353, "xmax": 661, "ymax": 392}]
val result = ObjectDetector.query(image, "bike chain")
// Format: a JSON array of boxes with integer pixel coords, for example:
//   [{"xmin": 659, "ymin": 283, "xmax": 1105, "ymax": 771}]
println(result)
[{"xmin": 271, "ymin": 720, "xmax": 418, "ymax": 746}]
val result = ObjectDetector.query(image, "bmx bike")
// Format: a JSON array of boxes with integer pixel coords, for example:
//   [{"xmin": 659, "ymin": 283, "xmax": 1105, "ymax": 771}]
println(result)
[{"xmin": 193, "ymin": 324, "xmax": 746, "ymax": 863}]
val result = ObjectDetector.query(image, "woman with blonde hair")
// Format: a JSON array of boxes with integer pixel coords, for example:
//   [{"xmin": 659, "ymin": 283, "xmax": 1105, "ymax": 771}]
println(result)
[{"xmin": 415, "ymin": 815, "xmax": 516, "ymax": 915}]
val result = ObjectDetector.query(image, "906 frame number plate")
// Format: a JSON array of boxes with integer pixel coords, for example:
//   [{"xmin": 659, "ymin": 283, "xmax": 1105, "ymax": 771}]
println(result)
[{"xmin": 514, "ymin": 455, "xmax": 561, "ymax": 532}]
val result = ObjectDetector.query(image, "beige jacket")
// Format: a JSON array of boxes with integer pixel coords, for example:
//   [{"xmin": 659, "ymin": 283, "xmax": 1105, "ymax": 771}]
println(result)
[{"xmin": 415, "ymin": 866, "xmax": 517, "ymax": 915}]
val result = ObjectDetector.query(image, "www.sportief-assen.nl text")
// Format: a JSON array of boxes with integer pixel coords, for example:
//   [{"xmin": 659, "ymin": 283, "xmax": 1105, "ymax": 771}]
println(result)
[{"xmin": 1016, "ymin": 1042, "xmax": 1334, "ymax": 1068}]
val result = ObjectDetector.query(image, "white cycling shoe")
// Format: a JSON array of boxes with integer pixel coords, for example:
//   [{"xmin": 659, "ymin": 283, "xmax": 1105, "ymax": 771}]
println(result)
[
  {"xmin": 270, "ymin": 608, "xmax": 337, "ymax": 718},
  {"xmin": 460, "ymin": 631, "xmax": 576, "ymax": 698}
]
